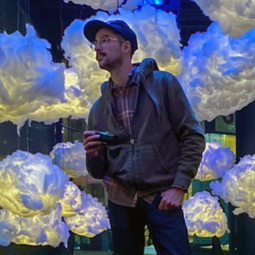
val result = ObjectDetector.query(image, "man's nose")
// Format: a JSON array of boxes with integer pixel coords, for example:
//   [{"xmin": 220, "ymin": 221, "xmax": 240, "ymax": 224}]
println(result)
[{"xmin": 95, "ymin": 43, "xmax": 102, "ymax": 52}]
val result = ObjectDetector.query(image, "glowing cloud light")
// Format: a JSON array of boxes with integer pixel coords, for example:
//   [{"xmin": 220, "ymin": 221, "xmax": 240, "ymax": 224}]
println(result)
[
  {"xmin": 195, "ymin": 141, "xmax": 235, "ymax": 181},
  {"xmin": 193, "ymin": 0, "xmax": 255, "ymax": 37},
  {"xmin": 61, "ymin": 5, "xmax": 181, "ymax": 104},
  {"xmin": 62, "ymin": 0, "xmax": 141, "ymax": 14},
  {"xmin": 0, "ymin": 25, "xmax": 65, "ymax": 130},
  {"xmin": 0, "ymin": 149, "xmax": 110, "ymax": 247},
  {"xmin": 50, "ymin": 140, "xmax": 87, "ymax": 178},
  {"xmin": 210, "ymin": 154, "xmax": 255, "ymax": 218},
  {"xmin": 59, "ymin": 181, "xmax": 83, "ymax": 217},
  {"xmin": 0, "ymin": 150, "xmax": 69, "ymax": 217},
  {"xmin": 183, "ymin": 191, "xmax": 229, "ymax": 238},
  {"xmin": 65, "ymin": 192, "xmax": 110, "ymax": 238},
  {"xmin": 0, "ymin": 204, "xmax": 69, "ymax": 248},
  {"xmin": 179, "ymin": 22, "xmax": 255, "ymax": 121},
  {"xmin": 29, "ymin": 68, "xmax": 92, "ymax": 125},
  {"xmin": 0, "ymin": 26, "xmax": 92, "ymax": 130}
]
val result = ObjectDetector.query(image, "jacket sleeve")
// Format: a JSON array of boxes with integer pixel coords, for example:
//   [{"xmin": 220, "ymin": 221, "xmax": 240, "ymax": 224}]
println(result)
[
  {"xmin": 86, "ymin": 106, "xmax": 108, "ymax": 179},
  {"xmin": 165, "ymin": 74, "xmax": 205, "ymax": 190}
]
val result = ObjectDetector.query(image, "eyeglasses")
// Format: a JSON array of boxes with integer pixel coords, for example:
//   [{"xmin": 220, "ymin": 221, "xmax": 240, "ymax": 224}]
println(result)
[{"xmin": 90, "ymin": 36, "xmax": 126, "ymax": 51}]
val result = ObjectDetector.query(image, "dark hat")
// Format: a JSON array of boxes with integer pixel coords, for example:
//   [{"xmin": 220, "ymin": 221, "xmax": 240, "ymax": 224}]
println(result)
[{"xmin": 83, "ymin": 20, "xmax": 138, "ymax": 54}]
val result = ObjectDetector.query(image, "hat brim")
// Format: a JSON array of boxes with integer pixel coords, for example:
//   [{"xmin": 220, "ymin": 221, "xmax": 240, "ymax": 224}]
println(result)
[{"xmin": 84, "ymin": 20, "xmax": 114, "ymax": 43}]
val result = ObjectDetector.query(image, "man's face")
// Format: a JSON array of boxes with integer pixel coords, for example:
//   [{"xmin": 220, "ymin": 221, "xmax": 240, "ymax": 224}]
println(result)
[{"xmin": 94, "ymin": 28, "xmax": 126, "ymax": 71}]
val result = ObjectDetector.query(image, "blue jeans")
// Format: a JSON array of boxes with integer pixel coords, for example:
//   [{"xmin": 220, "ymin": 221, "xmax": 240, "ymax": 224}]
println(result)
[{"xmin": 108, "ymin": 194, "xmax": 191, "ymax": 255}]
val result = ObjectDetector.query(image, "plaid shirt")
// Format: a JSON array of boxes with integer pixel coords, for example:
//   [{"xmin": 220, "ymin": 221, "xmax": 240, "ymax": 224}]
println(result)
[
  {"xmin": 111, "ymin": 73, "xmax": 137, "ymax": 135},
  {"xmin": 103, "ymin": 67, "xmax": 155, "ymax": 207}
]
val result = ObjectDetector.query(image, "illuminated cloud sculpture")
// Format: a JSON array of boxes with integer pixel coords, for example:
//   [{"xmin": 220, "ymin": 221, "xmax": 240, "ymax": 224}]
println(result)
[
  {"xmin": 65, "ymin": 192, "xmax": 110, "ymax": 238},
  {"xmin": 61, "ymin": 5, "xmax": 181, "ymax": 103},
  {"xmin": 0, "ymin": 150, "xmax": 69, "ymax": 217},
  {"xmin": 210, "ymin": 154, "xmax": 255, "ymax": 218},
  {"xmin": 50, "ymin": 140, "xmax": 87, "ymax": 178},
  {"xmin": 0, "ymin": 204, "xmax": 69, "ymax": 248},
  {"xmin": 0, "ymin": 209, "xmax": 16, "ymax": 246},
  {"xmin": 0, "ymin": 150, "xmax": 110, "ymax": 247},
  {"xmin": 183, "ymin": 191, "xmax": 229, "ymax": 238},
  {"xmin": 0, "ymin": 25, "xmax": 65, "ymax": 130},
  {"xmin": 195, "ymin": 141, "xmax": 235, "ymax": 181},
  {"xmin": 29, "ymin": 68, "xmax": 92, "ymax": 125},
  {"xmin": 62, "ymin": 0, "xmax": 141, "ymax": 13},
  {"xmin": 179, "ymin": 22, "xmax": 255, "ymax": 121},
  {"xmin": 193, "ymin": 0, "xmax": 255, "ymax": 37},
  {"xmin": 61, "ymin": 19, "xmax": 104, "ymax": 103},
  {"xmin": 0, "ymin": 26, "xmax": 92, "ymax": 130},
  {"xmin": 59, "ymin": 181, "xmax": 83, "ymax": 217}
]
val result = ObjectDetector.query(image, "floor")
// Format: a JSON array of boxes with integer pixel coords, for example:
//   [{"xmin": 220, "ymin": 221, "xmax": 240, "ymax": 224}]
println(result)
[
  {"xmin": 72, "ymin": 244, "xmax": 230, "ymax": 255},
  {"xmin": 0, "ymin": 243, "xmax": 230, "ymax": 255},
  {"xmin": 73, "ymin": 245, "xmax": 156, "ymax": 255}
]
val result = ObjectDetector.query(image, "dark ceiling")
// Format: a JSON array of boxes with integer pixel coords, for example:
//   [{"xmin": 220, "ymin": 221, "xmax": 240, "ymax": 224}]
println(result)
[{"xmin": 1, "ymin": 0, "xmax": 211, "ymax": 62}]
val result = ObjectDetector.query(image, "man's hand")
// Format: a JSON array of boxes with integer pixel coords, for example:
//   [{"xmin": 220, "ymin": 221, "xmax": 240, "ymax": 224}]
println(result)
[
  {"xmin": 158, "ymin": 187, "xmax": 185, "ymax": 211},
  {"xmin": 83, "ymin": 131, "xmax": 105, "ymax": 158},
  {"xmin": 72, "ymin": 175, "xmax": 87, "ymax": 187}
]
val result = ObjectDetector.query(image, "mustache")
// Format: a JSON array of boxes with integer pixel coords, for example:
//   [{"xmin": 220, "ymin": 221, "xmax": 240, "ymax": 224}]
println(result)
[{"xmin": 96, "ymin": 53, "xmax": 106, "ymax": 60}]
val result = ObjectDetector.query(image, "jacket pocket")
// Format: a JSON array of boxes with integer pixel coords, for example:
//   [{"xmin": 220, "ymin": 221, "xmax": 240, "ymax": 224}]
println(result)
[
  {"xmin": 135, "ymin": 144, "xmax": 171, "ymax": 187},
  {"xmin": 108, "ymin": 147, "xmax": 132, "ymax": 177}
]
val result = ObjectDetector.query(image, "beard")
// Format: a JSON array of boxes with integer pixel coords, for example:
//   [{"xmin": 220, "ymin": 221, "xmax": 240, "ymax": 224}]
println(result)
[{"xmin": 97, "ymin": 52, "xmax": 124, "ymax": 72}]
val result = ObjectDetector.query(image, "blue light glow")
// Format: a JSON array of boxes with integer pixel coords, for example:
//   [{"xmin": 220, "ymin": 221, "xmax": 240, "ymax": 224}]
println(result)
[{"xmin": 143, "ymin": 0, "xmax": 163, "ymax": 5}]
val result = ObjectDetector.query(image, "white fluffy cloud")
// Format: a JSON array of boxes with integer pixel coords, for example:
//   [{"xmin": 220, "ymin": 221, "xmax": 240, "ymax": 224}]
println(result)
[
  {"xmin": 65, "ymin": 192, "xmax": 110, "ymax": 238},
  {"xmin": 179, "ymin": 22, "xmax": 255, "ymax": 121},
  {"xmin": 0, "ymin": 25, "xmax": 66, "ymax": 129},
  {"xmin": 61, "ymin": 5, "xmax": 181, "ymax": 104},
  {"xmin": 183, "ymin": 191, "xmax": 229, "ymax": 237},
  {"xmin": 0, "ymin": 150, "xmax": 110, "ymax": 247},
  {"xmin": 50, "ymin": 140, "xmax": 87, "ymax": 178},
  {"xmin": 210, "ymin": 154, "xmax": 255, "ymax": 218},
  {"xmin": 193, "ymin": 0, "xmax": 255, "ymax": 37},
  {"xmin": 195, "ymin": 141, "xmax": 235, "ymax": 181},
  {"xmin": 0, "ymin": 26, "xmax": 92, "ymax": 130},
  {"xmin": 59, "ymin": 181, "xmax": 83, "ymax": 217},
  {"xmin": 63, "ymin": 0, "xmax": 141, "ymax": 14},
  {"xmin": 0, "ymin": 150, "xmax": 69, "ymax": 217},
  {"xmin": 0, "ymin": 204, "xmax": 69, "ymax": 248},
  {"xmin": 29, "ymin": 68, "xmax": 92, "ymax": 125}
]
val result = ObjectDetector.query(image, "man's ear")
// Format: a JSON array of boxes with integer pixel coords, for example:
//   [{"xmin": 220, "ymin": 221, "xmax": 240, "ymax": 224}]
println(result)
[{"xmin": 122, "ymin": 41, "xmax": 132, "ymax": 55}]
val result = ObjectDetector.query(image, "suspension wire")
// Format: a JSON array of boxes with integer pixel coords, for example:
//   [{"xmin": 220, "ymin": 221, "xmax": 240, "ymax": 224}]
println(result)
[
  {"xmin": 26, "ymin": 122, "xmax": 30, "ymax": 153},
  {"xmin": 17, "ymin": 131, "xmax": 20, "ymax": 150},
  {"xmin": 26, "ymin": 0, "xmax": 31, "ymax": 24},
  {"xmin": 17, "ymin": 0, "xmax": 21, "ymax": 31},
  {"xmin": 60, "ymin": 1, "xmax": 64, "ymax": 38},
  {"xmin": 2, "ymin": 0, "xmax": 6, "ymax": 32},
  {"xmin": 61, "ymin": 124, "xmax": 84, "ymax": 133}
]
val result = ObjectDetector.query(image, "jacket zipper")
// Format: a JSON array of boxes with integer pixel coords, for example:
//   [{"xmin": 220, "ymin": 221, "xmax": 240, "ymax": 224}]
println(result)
[
  {"xmin": 131, "ymin": 138, "xmax": 138, "ymax": 203},
  {"xmin": 130, "ymin": 137, "xmax": 136, "ymax": 193}
]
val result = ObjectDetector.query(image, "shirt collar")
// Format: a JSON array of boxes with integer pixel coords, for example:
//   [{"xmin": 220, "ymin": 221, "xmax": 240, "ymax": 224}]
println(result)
[{"xmin": 110, "ymin": 66, "xmax": 139, "ymax": 90}]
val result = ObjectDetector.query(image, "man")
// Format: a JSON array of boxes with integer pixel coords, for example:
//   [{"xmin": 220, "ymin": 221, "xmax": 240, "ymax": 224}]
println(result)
[{"xmin": 83, "ymin": 19, "xmax": 205, "ymax": 255}]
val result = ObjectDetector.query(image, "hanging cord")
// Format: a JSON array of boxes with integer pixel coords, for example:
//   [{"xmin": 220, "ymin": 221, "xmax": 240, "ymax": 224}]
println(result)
[
  {"xmin": 26, "ymin": 123, "xmax": 30, "ymax": 152},
  {"xmin": 17, "ymin": 132, "xmax": 20, "ymax": 150},
  {"xmin": 25, "ymin": 0, "xmax": 31, "ymax": 24},
  {"xmin": 2, "ymin": 0, "xmax": 6, "ymax": 32},
  {"xmin": 60, "ymin": 1, "xmax": 64, "ymax": 38},
  {"xmin": 17, "ymin": 0, "xmax": 31, "ymax": 30},
  {"xmin": 61, "ymin": 124, "xmax": 84, "ymax": 134},
  {"xmin": 17, "ymin": 0, "xmax": 21, "ymax": 31}
]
